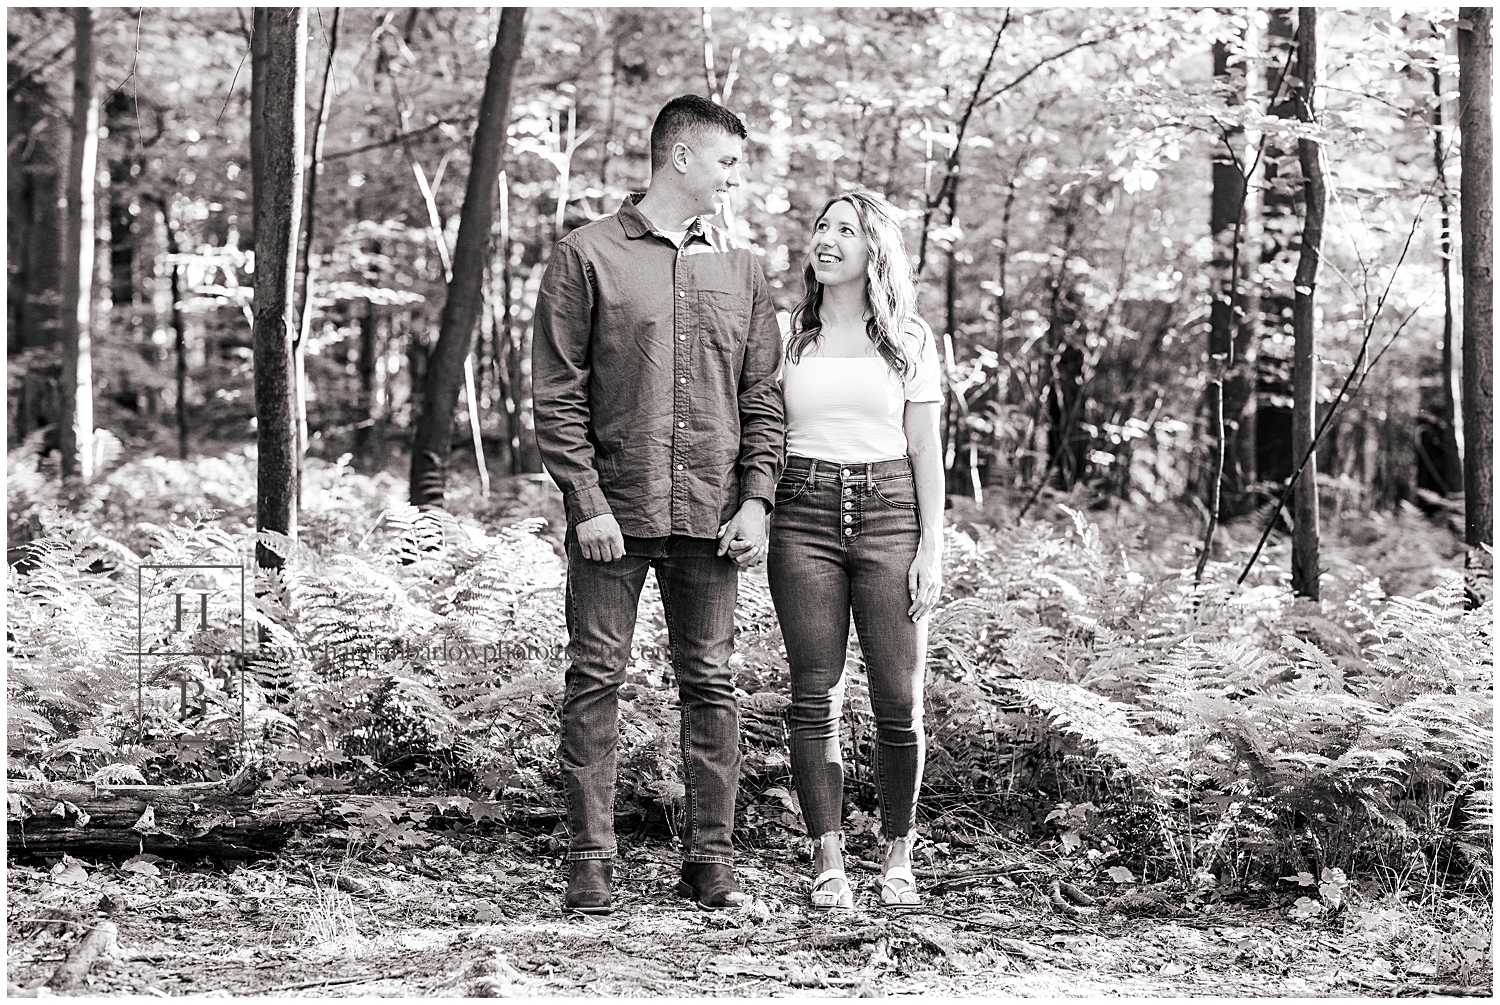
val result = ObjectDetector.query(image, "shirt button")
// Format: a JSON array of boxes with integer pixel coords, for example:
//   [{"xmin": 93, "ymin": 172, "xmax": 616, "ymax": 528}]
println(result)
[
  {"xmin": 841, "ymin": 469, "xmax": 850, "ymax": 477},
  {"xmin": 679, "ymin": 377, "xmax": 688, "ymax": 384},
  {"xmin": 676, "ymin": 464, "xmax": 685, "ymax": 470},
  {"xmin": 678, "ymin": 291, "xmax": 686, "ymax": 298},
  {"xmin": 843, "ymin": 488, "xmax": 852, "ymax": 497},
  {"xmin": 678, "ymin": 421, "xmax": 686, "ymax": 428},
  {"xmin": 843, "ymin": 501, "xmax": 852, "ymax": 510},
  {"xmin": 678, "ymin": 334, "xmax": 687, "ymax": 341},
  {"xmin": 843, "ymin": 514, "xmax": 853, "ymax": 523},
  {"xmin": 844, "ymin": 527, "xmax": 853, "ymax": 536}
]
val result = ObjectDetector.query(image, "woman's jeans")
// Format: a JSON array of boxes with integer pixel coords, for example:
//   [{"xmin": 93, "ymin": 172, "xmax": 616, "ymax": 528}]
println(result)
[
  {"xmin": 767, "ymin": 455, "xmax": 927, "ymax": 841},
  {"xmin": 559, "ymin": 530, "xmax": 741, "ymax": 866}
]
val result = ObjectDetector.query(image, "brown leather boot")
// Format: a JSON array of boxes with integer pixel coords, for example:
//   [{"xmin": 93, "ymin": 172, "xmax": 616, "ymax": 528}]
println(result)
[{"xmin": 564, "ymin": 859, "xmax": 613, "ymax": 915}]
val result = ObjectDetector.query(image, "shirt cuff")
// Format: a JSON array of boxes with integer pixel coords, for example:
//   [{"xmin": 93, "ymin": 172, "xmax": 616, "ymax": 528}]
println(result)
[
  {"xmin": 565, "ymin": 485, "xmax": 612, "ymax": 526},
  {"xmin": 738, "ymin": 473, "xmax": 777, "ymax": 514}
]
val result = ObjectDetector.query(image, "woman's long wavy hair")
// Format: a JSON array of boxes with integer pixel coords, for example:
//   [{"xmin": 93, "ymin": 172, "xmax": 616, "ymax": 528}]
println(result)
[{"xmin": 785, "ymin": 190, "xmax": 917, "ymax": 378}]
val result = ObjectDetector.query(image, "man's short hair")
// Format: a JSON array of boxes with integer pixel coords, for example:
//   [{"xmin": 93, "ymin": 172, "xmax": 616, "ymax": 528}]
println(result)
[{"xmin": 650, "ymin": 94, "xmax": 748, "ymax": 174}]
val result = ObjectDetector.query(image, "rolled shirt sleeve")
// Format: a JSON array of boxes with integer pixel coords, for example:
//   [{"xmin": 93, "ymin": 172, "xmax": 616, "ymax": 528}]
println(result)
[
  {"xmin": 736, "ymin": 261, "xmax": 785, "ymax": 511},
  {"xmin": 531, "ymin": 242, "xmax": 612, "ymax": 527}
]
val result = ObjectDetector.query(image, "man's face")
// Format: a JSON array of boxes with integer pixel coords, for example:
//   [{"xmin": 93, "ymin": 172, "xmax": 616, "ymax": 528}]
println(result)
[{"xmin": 674, "ymin": 129, "xmax": 745, "ymax": 218}]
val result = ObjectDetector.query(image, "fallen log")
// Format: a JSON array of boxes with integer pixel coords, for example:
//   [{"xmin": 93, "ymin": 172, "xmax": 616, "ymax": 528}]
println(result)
[
  {"xmin": 7, "ymin": 772, "xmax": 325, "ymax": 862},
  {"xmin": 7, "ymin": 775, "xmax": 566, "ymax": 862}
]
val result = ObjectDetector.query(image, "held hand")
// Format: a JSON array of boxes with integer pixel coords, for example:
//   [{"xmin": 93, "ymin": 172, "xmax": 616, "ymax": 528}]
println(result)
[
  {"xmin": 717, "ymin": 501, "xmax": 770, "ymax": 568},
  {"xmin": 907, "ymin": 544, "xmax": 942, "ymax": 621},
  {"xmin": 576, "ymin": 513, "xmax": 625, "ymax": 563}
]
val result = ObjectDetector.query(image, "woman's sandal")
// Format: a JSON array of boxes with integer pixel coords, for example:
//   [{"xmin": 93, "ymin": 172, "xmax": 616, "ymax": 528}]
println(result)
[
  {"xmin": 877, "ymin": 865, "xmax": 920, "ymax": 907},
  {"xmin": 808, "ymin": 832, "xmax": 854, "ymax": 911},
  {"xmin": 811, "ymin": 868, "xmax": 854, "ymax": 910},
  {"xmin": 878, "ymin": 836, "xmax": 921, "ymax": 908}
]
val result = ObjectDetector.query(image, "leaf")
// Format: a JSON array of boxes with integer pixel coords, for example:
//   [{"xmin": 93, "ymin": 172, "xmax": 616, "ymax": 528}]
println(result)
[
  {"xmin": 132, "ymin": 804, "xmax": 158, "ymax": 834},
  {"xmin": 707, "ymin": 955, "xmax": 785, "ymax": 978},
  {"xmin": 91, "ymin": 763, "xmax": 148, "ymax": 785},
  {"xmin": 1106, "ymin": 866, "xmax": 1136, "ymax": 884},
  {"xmin": 1160, "ymin": 962, "xmax": 1188, "ymax": 976},
  {"xmin": 51, "ymin": 860, "xmax": 89, "ymax": 885},
  {"xmin": 1281, "ymin": 871, "xmax": 1316, "ymax": 886},
  {"xmin": 121, "ymin": 857, "xmax": 161, "ymax": 878},
  {"xmin": 1060, "ymin": 830, "xmax": 1081, "ymax": 854}
]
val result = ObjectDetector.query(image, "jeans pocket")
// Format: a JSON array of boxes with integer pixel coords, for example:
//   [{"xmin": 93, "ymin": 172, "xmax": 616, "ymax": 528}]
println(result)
[
  {"xmin": 698, "ymin": 290, "xmax": 746, "ymax": 353},
  {"xmin": 775, "ymin": 471, "xmax": 810, "ymax": 505},
  {"xmin": 872, "ymin": 475, "xmax": 917, "ymax": 510}
]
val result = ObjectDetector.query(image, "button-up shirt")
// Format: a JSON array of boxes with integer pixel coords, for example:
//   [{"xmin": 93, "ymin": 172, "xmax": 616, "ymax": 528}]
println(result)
[{"xmin": 532, "ymin": 195, "xmax": 784, "ymax": 538}]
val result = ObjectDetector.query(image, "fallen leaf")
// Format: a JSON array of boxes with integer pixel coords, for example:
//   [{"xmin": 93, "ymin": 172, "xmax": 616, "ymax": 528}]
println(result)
[
  {"xmin": 121, "ymin": 859, "xmax": 160, "ymax": 878},
  {"xmin": 51, "ymin": 861, "xmax": 89, "ymax": 886},
  {"xmin": 1106, "ymin": 866, "xmax": 1136, "ymax": 884},
  {"xmin": 1160, "ymin": 962, "xmax": 1188, "ymax": 976},
  {"xmin": 707, "ymin": 955, "xmax": 785, "ymax": 978},
  {"xmin": 132, "ymin": 805, "xmax": 158, "ymax": 835}
]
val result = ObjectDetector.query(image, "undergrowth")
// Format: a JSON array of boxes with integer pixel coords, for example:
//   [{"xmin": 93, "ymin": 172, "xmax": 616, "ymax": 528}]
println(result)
[{"xmin": 6, "ymin": 444, "xmax": 1491, "ymax": 909}]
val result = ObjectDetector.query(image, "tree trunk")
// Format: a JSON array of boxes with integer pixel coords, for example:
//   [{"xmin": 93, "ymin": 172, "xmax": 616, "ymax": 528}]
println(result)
[
  {"xmin": 294, "ymin": 6, "xmax": 343, "ymax": 494},
  {"xmin": 1206, "ymin": 24, "xmax": 1260, "ymax": 520},
  {"xmin": 1257, "ymin": 8, "xmax": 1299, "ymax": 488},
  {"xmin": 1290, "ymin": 8, "xmax": 1323, "ymax": 600},
  {"xmin": 1431, "ymin": 63, "xmax": 1464, "ymax": 496},
  {"xmin": 1458, "ymin": 7, "xmax": 1493, "ymax": 606},
  {"xmin": 409, "ymin": 9, "xmax": 527, "ymax": 508},
  {"xmin": 169, "ymin": 218, "xmax": 187, "ymax": 460},
  {"xmin": 59, "ymin": 8, "xmax": 97, "ymax": 482},
  {"xmin": 249, "ymin": 10, "xmax": 268, "ymax": 249},
  {"xmin": 355, "ymin": 302, "xmax": 377, "ymax": 460},
  {"xmin": 251, "ymin": 8, "xmax": 307, "ymax": 570}
]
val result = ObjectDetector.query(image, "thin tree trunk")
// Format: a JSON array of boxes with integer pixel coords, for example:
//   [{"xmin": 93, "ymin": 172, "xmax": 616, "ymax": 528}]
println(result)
[
  {"xmin": 169, "ymin": 221, "xmax": 187, "ymax": 459},
  {"xmin": 251, "ymin": 8, "xmax": 307, "ymax": 570},
  {"xmin": 249, "ymin": 10, "xmax": 268, "ymax": 248},
  {"xmin": 409, "ymin": 8, "xmax": 527, "ymax": 508},
  {"xmin": 1258, "ymin": 8, "xmax": 1299, "ymax": 487},
  {"xmin": 1431, "ymin": 61, "xmax": 1464, "ymax": 495},
  {"xmin": 59, "ymin": 7, "xmax": 97, "ymax": 481},
  {"xmin": 1290, "ymin": 8, "xmax": 1323, "ymax": 600},
  {"xmin": 916, "ymin": 15, "xmax": 1008, "ymax": 278},
  {"xmin": 1458, "ymin": 7, "xmax": 1493, "ymax": 606},
  {"xmin": 354, "ymin": 302, "xmax": 375, "ymax": 460},
  {"xmin": 293, "ymin": 6, "xmax": 343, "ymax": 492}
]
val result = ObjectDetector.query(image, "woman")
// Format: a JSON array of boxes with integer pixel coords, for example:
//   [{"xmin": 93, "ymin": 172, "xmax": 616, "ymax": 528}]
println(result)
[{"xmin": 766, "ymin": 191, "xmax": 943, "ymax": 909}]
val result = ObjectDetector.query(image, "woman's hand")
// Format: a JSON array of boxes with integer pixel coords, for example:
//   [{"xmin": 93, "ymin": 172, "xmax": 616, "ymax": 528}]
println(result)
[{"xmin": 907, "ymin": 542, "xmax": 942, "ymax": 621}]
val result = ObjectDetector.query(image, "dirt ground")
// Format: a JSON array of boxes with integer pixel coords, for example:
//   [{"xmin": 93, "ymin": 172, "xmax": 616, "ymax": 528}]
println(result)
[{"xmin": 8, "ymin": 828, "xmax": 1490, "ymax": 999}]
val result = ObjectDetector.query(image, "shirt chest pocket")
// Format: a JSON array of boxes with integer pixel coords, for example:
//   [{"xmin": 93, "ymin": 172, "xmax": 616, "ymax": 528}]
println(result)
[{"xmin": 697, "ymin": 290, "xmax": 747, "ymax": 354}]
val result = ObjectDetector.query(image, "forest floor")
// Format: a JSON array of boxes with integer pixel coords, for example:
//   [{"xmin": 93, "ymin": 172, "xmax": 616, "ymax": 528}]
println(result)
[{"xmin": 7, "ymin": 826, "xmax": 1490, "ymax": 999}]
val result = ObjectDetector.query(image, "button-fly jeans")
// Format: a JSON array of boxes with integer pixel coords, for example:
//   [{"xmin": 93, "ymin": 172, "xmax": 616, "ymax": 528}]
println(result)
[
  {"xmin": 559, "ymin": 530, "xmax": 740, "ymax": 865},
  {"xmin": 767, "ymin": 455, "xmax": 927, "ymax": 841}
]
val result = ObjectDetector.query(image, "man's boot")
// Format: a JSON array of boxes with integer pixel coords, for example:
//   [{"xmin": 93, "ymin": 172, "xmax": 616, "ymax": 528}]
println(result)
[
  {"xmin": 675, "ymin": 862, "xmax": 748, "ymax": 910},
  {"xmin": 565, "ymin": 859, "xmax": 613, "ymax": 915}
]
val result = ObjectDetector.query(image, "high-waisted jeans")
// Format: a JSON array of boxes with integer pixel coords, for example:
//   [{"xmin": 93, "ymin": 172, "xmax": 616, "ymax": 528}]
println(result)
[
  {"xmin": 558, "ymin": 530, "xmax": 741, "ymax": 866},
  {"xmin": 766, "ymin": 455, "xmax": 927, "ymax": 841}
]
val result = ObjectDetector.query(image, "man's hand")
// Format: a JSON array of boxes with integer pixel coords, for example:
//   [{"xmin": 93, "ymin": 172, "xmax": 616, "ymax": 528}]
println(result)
[
  {"xmin": 576, "ymin": 513, "xmax": 625, "ymax": 562},
  {"xmin": 717, "ymin": 500, "xmax": 770, "ymax": 568}
]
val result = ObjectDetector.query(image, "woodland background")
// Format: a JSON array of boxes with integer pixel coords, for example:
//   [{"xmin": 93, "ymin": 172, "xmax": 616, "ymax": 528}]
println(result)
[{"xmin": 4, "ymin": 6, "xmax": 1494, "ymax": 992}]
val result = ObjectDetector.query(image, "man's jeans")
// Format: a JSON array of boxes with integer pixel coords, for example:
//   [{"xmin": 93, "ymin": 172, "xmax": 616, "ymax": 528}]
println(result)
[
  {"xmin": 766, "ymin": 456, "xmax": 927, "ymax": 841},
  {"xmin": 559, "ymin": 530, "xmax": 741, "ymax": 865}
]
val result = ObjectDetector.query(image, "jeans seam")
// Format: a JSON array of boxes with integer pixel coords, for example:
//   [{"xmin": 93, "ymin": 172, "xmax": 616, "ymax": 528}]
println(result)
[
  {"xmin": 566, "ymin": 848, "xmax": 616, "ymax": 861},
  {"xmin": 658, "ymin": 579, "xmax": 698, "ymax": 859}
]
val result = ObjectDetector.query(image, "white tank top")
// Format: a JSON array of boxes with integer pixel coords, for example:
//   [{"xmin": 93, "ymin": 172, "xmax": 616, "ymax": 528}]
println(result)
[{"xmin": 779, "ymin": 315, "xmax": 943, "ymax": 463}]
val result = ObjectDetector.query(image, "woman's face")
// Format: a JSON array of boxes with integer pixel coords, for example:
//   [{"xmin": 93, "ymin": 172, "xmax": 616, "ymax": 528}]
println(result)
[{"xmin": 808, "ymin": 200, "xmax": 870, "ymax": 291}]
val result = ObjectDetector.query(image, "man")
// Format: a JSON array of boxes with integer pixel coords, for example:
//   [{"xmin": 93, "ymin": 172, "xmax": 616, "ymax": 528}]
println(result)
[{"xmin": 532, "ymin": 94, "xmax": 783, "ymax": 914}]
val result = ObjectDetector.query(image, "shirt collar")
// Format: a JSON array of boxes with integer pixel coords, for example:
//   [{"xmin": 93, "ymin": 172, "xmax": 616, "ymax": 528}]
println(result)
[{"xmin": 618, "ymin": 193, "xmax": 708, "ymax": 244}]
